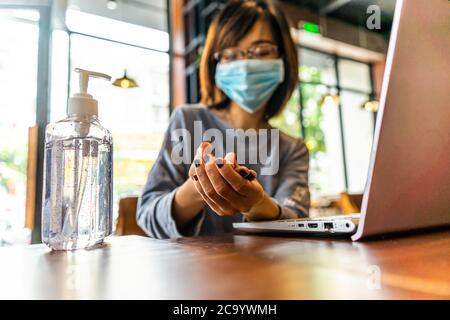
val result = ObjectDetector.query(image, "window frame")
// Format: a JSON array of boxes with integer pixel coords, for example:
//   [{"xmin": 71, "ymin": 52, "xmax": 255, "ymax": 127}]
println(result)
[{"xmin": 297, "ymin": 46, "xmax": 377, "ymax": 193}]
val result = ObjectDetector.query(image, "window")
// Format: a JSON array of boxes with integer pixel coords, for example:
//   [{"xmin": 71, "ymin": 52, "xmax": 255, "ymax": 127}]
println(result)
[
  {"xmin": 0, "ymin": 3, "xmax": 170, "ymax": 246},
  {"xmin": 0, "ymin": 9, "xmax": 40, "ymax": 245},
  {"xmin": 68, "ymin": 34, "xmax": 170, "ymax": 203},
  {"xmin": 271, "ymin": 48, "xmax": 376, "ymax": 198},
  {"xmin": 52, "ymin": 9, "xmax": 171, "ymax": 225},
  {"xmin": 340, "ymin": 91, "xmax": 373, "ymax": 193}
]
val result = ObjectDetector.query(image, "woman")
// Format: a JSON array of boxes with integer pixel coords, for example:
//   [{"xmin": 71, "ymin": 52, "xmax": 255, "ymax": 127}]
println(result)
[{"xmin": 137, "ymin": 0, "xmax": 310, "ymax": 239}]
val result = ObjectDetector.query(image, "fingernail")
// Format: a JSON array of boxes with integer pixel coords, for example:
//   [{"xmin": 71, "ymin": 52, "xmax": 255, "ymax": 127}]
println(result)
[
  {"xmin": 216, "ymin": 158, "xmax": 224, "ymax": 169},
  {"xmin": 204, "ymin": 154, "xmax": 210, "ymax": 163},
  {"xmin": 238, "ymin": 170, "xmax": 255, "ymax": 181},
  {"xmin": 193, "ymin": 175, "xmax": 198, "ymax": 181},
  {"xmin": 238, "ymin": 170, "xmax": 250, "ymax": 180},
  {"xmin": 194, "ymin": 159, "xmax": 201, "ymax": 167}
]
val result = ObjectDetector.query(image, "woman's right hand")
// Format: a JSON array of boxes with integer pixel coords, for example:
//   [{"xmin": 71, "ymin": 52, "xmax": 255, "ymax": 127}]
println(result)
[
  {"xmin": 189, "ymin": 142, "xmax": 263, "ymax": 217},
  {"xmin": 188, "ymin": 143, "xmax": 239, "ymax": 216}
]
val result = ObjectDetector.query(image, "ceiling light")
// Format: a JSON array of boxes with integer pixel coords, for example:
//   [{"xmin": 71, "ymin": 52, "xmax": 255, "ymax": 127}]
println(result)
[
  {"xmin": 363, "ymin": 100, "xmax": 380, "ymax": 112},
  {"xmin": 112, "ymin": 70, "xmax": 138, "ymax": 89},
  {"xmin": 107, "ymin": 0, "xmax": 118, "ymax": 10},
  {"xmin": 321, "ymin": 95, "xmax": 340, "ymax": 107}
]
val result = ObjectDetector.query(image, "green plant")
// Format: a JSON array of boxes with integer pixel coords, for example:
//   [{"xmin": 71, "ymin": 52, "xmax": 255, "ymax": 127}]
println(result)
[
  {"xmin": 269, "ymin": 89, "xmax": 301, "ymax": 138},
  {"xmin": 301, "ymin": 83, "xmax": 327, "ymax": 156},
  {"xmin": 270, "ymin": 66, "xmax": 327, "ymax": 158},
  {"xmin": 0, "ymin": 148, "xmax": 27, "ymax": 191},
  {"xmin": 0, "ymin": 148, "xmax": 27, "ymax": 172}
]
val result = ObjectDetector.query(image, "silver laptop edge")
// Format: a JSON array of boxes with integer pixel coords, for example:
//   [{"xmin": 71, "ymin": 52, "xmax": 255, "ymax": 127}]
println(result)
[{"xmin": 234, "ymin": 215, "xmax": 360, "ymax": 235}]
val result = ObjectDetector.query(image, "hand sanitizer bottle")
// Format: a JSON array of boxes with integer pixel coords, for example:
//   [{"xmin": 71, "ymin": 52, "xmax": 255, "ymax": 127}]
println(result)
[{"xmin": 42, "ymin": 68, "xmax": 113, "ymax": 250}]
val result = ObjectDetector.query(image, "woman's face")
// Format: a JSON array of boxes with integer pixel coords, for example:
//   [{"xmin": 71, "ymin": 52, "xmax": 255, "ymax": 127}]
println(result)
[
  {"xmin": 217, "ymin": 19, "xmax": 279, "ymax": 64},
  {"xmin": 213, "ymin": 18, "xmax": 285, "ymax": 118}
]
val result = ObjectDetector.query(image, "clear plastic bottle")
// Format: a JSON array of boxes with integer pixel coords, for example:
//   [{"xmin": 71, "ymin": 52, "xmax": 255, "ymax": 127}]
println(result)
[{"xmin": 42, "ymin": 69, "xmax": 113, "ymax": 250}]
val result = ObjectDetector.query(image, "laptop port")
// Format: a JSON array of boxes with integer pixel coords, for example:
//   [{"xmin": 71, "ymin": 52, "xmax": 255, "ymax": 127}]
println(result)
[
  {"xmin": 324, "ymin": 222, "xmax": 333, "ymax": 230},
  {"xmin": 298, "ymin": 223, "xmax": 305, "ymax": 228},
  {"xmin": 308, "ymin": 223, "xmax": 318, "ymax": 228}
]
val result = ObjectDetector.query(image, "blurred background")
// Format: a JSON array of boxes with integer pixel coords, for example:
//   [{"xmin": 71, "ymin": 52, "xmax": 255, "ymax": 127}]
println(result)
[{"xmin": 0, "ymin": 0, "xmax": 395, "ymax": 246}]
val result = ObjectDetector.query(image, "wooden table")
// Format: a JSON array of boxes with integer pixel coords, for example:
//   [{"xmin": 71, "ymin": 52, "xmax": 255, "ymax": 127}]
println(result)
[{"xmin": 0, "ymin": 230, "xmax": 449, "ymax": 299}]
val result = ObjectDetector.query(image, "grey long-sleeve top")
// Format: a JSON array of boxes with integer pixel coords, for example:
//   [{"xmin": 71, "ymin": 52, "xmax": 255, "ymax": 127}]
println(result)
[{"xmin": 137, "ymin": 105, "xmax": 310, "ymax": 239}]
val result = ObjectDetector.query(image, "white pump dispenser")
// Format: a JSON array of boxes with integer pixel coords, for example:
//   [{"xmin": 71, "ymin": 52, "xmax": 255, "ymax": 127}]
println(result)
[
  {"xmin": 42, "ymin": 67, "xmax": 114, "ymax": 250},
  {"xmin": 68, "ymin": 68, "xmax": 111, "ymax": 117}
]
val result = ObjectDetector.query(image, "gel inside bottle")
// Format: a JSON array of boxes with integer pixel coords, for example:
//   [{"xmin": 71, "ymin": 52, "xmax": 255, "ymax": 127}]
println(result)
[{"xmin": 42, "ymin": 68, "xmax": 113, "ymax": 250}]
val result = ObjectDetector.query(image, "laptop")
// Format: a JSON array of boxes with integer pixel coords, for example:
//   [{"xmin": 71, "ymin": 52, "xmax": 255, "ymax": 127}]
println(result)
[{"xmin": 233, "ymin": 0, "xmax": 450, "ymax": 241}]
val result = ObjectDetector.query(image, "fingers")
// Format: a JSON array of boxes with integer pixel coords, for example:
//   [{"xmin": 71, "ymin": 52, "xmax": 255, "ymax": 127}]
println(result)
[
  {"xmin": 190, "ymin": 143, "xmax": 237, "ymax": 216},
  {"xmin": 194, "ymin": 156, "xmax": 221, "ymax": 203},
  {"xmin": 224, "ymin": 152, "xmax": 255, "ymax": 180},
  {"xmin": 224, "ymin": 152, "xmax": 237, "ymax": 168},
  {"xmin": 205, "ymin": 157, "xmax": 249, "ymax": 208},
  {"xmin": 189, "ymin": 142, "xmax": 209, "ymax": 178},
  {"xmin": 191, "ymin": 177, "xmax": 236, "ymax": 216},
  {"xmin": 216, "ymin": 162, "xmax": 264, "ymax": 213},
  {"xmin": 215, "ymin": 161, "xmax": 254, "ymax": 195},
  {"xmin": 188, "ymin": 146, "xmax": 260, "ymax": 215},
  {"xmin": 235, "ymin": 165, "xmax": 256, "ymax": 181},
  {"xmin": 191, "ymin": 172, "xmax": 236, "ymax": 216}
]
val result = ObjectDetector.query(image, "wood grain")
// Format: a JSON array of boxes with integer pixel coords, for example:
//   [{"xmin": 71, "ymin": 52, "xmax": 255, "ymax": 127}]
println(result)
[{"xmin": 0, "ymin": 231, "xmax": 449, "ymax": 299}]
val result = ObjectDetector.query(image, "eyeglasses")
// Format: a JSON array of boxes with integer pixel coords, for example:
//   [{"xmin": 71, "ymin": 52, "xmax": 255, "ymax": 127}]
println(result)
[{"xmin": 213, "ymin": 43, "xmax": 280, "ymax": 63}]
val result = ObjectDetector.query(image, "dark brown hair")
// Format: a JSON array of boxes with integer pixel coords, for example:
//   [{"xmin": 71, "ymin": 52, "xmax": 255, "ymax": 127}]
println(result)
[{"xmin": 199, "ymin": 0, "xmax": 298, "ymax": 120}]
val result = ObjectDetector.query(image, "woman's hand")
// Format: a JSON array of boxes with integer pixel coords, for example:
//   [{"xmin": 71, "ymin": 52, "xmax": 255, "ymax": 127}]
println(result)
[{"xmin": 189, "ymin": 142, "xmax": 280, "ymax": 220}]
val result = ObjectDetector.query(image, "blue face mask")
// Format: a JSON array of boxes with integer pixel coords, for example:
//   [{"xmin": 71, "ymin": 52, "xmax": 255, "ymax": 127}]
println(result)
[{"xmin": 215, "ymin": 59, "xmax": 285, "ymax": 114}]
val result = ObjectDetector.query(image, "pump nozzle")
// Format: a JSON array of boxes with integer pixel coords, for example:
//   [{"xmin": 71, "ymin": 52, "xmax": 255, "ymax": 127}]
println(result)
[
  {"xmin": 68, "ymin": 68, "xmax": 112, "ymax": 117},
  {"xmin": 75, "ymin": 68, "xmax": 112, "ymax": 94}
]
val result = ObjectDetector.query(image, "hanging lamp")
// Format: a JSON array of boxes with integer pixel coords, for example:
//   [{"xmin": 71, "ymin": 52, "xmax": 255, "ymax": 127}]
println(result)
[{"xmin": 112, "ymin": 69, "xmax": 138, "ymax": 88}]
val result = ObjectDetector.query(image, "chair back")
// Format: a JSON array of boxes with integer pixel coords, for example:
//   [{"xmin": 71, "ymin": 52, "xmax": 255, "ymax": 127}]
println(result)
[{"xmin": 116, "ymin": 197, "xmax": 147, "ymax": 236}]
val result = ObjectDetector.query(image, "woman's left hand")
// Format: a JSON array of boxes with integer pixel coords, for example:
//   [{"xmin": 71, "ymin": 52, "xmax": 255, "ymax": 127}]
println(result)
[{"xmin": 189, "ymin": 143, "xmax": 279, "ymax": 220}]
